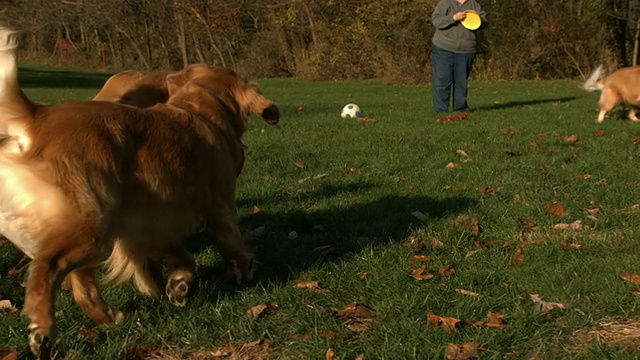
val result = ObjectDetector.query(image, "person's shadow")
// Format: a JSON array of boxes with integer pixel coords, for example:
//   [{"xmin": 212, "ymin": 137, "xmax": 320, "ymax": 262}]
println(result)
[{"xmin": 473, "ymin": 96, "xmax": 577, "ymax": 111}]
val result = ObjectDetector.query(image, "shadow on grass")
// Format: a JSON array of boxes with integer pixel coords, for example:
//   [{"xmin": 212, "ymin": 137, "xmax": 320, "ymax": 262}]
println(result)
[
  {"xmin": 17, "ymin": 66, "xmax": 112, "ymax": 89},
  {"xmin": 188, "ymin": 182, "xmax": 477, "ymax": 298},
  {"xmin": 475, "ymin": 96, "xmax": 577, "ymax": 111}
]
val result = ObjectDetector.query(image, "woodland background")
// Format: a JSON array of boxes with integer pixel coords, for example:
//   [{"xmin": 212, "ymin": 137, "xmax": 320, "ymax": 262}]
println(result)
[{"xmin": 0, "ymin": 0, "xmax": 638, "ymax": 83}]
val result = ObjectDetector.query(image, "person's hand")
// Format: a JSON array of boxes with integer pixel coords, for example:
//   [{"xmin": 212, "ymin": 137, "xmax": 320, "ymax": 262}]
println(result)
[{"xmin": 453, "ymin": 12, "xmax": 467, "ymax": 21}]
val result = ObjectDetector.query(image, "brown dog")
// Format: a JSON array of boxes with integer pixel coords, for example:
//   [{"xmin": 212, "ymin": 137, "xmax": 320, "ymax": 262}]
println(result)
[
  {"xmin": 583, "ymin": 64, "xmax": 640, "ymax": 123},
  {"xmin": 0, "ymin": 29, "xmax": 279, "ymax": 357}
]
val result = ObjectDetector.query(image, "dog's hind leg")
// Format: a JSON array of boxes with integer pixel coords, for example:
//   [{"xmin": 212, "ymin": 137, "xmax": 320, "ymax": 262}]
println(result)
[
  {"xmin": 598, "ymin": 88, "xmax": 620, "ymax": 123},
  {"xmin": 163, "ymin": 245, "xmax": 196, "ymax": 307},
  {"xmin": 68, "ymin": 266, "xmax": 124, "ymax": 325},
  {"xmin": 24, "ymin": 237, "xmax": 100, "ymax": 357}
]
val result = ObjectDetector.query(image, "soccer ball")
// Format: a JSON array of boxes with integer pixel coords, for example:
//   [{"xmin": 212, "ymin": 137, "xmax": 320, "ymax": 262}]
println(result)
[{"xmin": 341, "ymin": 103, "xmax": 362, "ymax": 119}]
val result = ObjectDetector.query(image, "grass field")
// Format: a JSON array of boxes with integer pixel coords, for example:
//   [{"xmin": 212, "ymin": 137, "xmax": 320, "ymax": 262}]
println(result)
[{"xmin": 2, "ymin": 66, "xmax": 640, "ymax": 359}]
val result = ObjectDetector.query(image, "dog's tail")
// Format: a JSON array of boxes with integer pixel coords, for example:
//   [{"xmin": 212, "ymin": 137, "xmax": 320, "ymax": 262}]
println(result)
[
  {"xmin": 583, "ymin": 65, "xmax": 605, "ymax": 92},
  {"xmin": 0, "ymin": 28, "xmax": 35, "ymax": 140},
  {"xmin": 103, "ymin": 240, "xmax": 163, "ymax": 298}
]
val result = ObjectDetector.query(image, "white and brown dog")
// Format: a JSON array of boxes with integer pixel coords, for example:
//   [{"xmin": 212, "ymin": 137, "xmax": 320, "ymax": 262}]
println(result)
[
  {"xmin": 583, "ymin": 64, "xmax": 640, "ymax": 123},
  {"xmin": 0, "ymin": 29, "xmax": 278, "ymax": 357}
]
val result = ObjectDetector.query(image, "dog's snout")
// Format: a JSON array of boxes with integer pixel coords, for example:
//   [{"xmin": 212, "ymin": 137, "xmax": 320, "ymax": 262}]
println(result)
[{"xmin": 261, "ymin": 104, "xmax": 279, "ymax": 125}]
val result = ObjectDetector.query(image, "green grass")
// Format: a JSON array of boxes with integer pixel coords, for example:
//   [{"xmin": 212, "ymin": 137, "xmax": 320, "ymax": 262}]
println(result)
[{"xmin": 2, "ymin": 66, "xmax": 640, "ymax": 359}]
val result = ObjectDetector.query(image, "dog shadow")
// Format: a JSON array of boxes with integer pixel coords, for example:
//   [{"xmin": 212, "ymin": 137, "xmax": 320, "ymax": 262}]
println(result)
[
  {"xmin": 188, "ymin": 182, "xmax": 477, "ymax": 301},
  {"xmin": 473, "ymin": 96, "xmax": 577, "ymax": 111}
]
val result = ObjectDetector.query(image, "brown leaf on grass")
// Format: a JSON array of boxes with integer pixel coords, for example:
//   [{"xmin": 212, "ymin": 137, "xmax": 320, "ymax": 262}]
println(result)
[
  {"xmin": 564, "ymin": 134, "xmax": 579, "ymax": 143},
  {"xmin": 77, "ymin": 324, "xmax": 100, "ymax": 340},
  {"xmin": 409, "ymin": 263, "xmax": 436, "ymax": 281},
  {"xmin": 326, "ymin": 348, "xmax": 339, "ymax": 360},
  {"xmin": 561, "ymin": 239, "xmax": 583, "ymax": 250},
  {"xmin": 512, "ymin": 247, "xmax": 525, "ymax": 265},
  {"xmin": 0, "ymin": 347, "xmax": 19, "ymax": 360},
  {"xmin": 293, "ymin": 281, "xmax": 322, "ymax": 292},
  {"xmin": 246, "ymin": 301, "xmax": 278, "ymax": 321},
  {"xmin": 331, "ymin": 302, "xmax": 377, "ymax": 320},
  {"xmin": 357, "ymin": 117, "xmax": 378, "ymax": 123},
  {"xmin": 463, "ymin": 218, "xmax": 480, "ymax": 235},
  {"xmin": 455, "ymin": 289, "xmax": 481, "ymax": 297},
  {"xmin": 446, "ymin": 162, "xmax": 457, "ymax": 168},
  {"xmin": 0, "ymin": 300, "xmax": 16, "ymax": 312},
  {"xmin": 294, "ymin": 161, "xmax": 307, "ymax": 169},
  {"xmin": 530, "ymin": 294, "xmax": 566, "ymax": 312},
  {"xmin": 629, "ymin": 289, "xmax": 640, "ymax": 296},
  {"xmin": 319, "ymin": 330, "xmax": 341, "ymax": 340},
  {"xmin": 427, "ymin": 311, "xmax": 461, "ymax": 334},
  {"xmin": 439, "ymin": 265, "xmax": 456, "ymax": 277},
  {"xmin": 546, "ymin": 202, "xmax": 568, "ymax": 217},
  {"xmin": 412, "ymin": 255, "xmax": 434, "ymax": 261},
  {"xmin": 445, "ymin": 343, "xmax": 481, "ymax": 360},
  {"xmin": 358, "ymin": 272, "xmax": 372, "ymax": 281},
  {"xmin": 518, "ymin": 218, "xmax": 536, "ymax": 229},
  {"xmin": 553, "ymin": 220, "xmax": 583, "ymax": 230},
  {"xmin": 620, "ymin": 273, "xmax": 640, "ymax": 285},
  {"xmin": 473, "ymin": 312, "xmax": 504, "ymax": 328},
  {"xmin": 455, "ymin": 149, "xmax": 469, "ymax": 157},
  {"xmin": 479, "ymin": 186, "xmax": 496, "ymax": 194}
]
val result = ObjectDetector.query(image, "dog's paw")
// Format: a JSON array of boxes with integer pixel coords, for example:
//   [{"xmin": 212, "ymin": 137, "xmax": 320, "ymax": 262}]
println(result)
[
  {"xmin": 28, "ymin": 323, "xmax": 55, "ymax": 359},
  {"xmin": 166, "ymin": 277, "xmax": 189, "ymax": 307},
  {"xmin": 107, "ymin": 305, "xmax": 125, "ymax": 325}
]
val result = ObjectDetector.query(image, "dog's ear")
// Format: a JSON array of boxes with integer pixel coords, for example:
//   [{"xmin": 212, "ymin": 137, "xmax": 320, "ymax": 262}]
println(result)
[
  {"xmin": 166, "ymin": 72, "xmax": 189, "ymax": 97},
  {"xmin": 242, "ymin": 82, "xmax": 279, "ymax": 125}
]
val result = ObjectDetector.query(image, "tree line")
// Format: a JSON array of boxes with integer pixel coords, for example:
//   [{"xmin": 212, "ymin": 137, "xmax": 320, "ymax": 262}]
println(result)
[{"xmin": 0, "ymin": 0, "xmax": 637, "ymax": 83}]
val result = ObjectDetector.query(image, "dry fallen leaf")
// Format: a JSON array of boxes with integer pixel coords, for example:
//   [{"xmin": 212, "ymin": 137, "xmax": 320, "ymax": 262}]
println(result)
[
  {"xmin": 517, "ymin": 218, "xmax": 536, "ymax": 229},
  {"xmin": 553, "ymin": 220, "xmax": 582, "ymax": 230},
  {"xmin": 293, "ymin": 281, "xmax": 321, "ymax": 292},
  {"xmin": 512, "ymin": 247, "xmax": 525, "ymax": 265},
  {"xmin": 620, "ymin": 273, "xmax": 640, "ymax": 285},
  {"xmin": 332, "ymin": 302, "xmax": 377, "ymax": 320},
  {"xmin": 326, "ymin": 348, "xmax": 339, "ymax": 360},
  {"xmin": 427, "ymin": 310, "xmax": 461, "ymax": 334},
  {"xmin": 473, "ymin": 312, "xmax": 504, "ymax": 328},
  {"xmin": 464, "ymin": 218, "xmax": 480, "ymax": 235},
  {"xmin": 530, "ymin": 294, "xmax": 565, "ymax": 312},
  {"xmin": 358, "ymin": 272, "xmax": 372, "ymax": 281},
  {"xmin": 409, "ymin": 263, "xmax": 436, "ymax": 281},
  {"xmin": 246, "ymin": 301, "xmax": 278, "ymax": 321},
  {"xmin": 455, "ymin": 289, "xmax": 481, "ymax": 297},
  {"xmin": 561, "ymin": 239, "xmax": 583, "ymax": 250},
  {"xmin": 564, "ymin": 134, "xmax": 579, "ymax": 143},
  {"xmin": 439, "ymin": 265, "xmax": 456, "ymax": 277},
  {"xmin": 445, "ymin": 343, "xmax": 481, "ymax": 360},
  {"xmin": 411, "ymin": 255, "xmax": 434, "ymax": 261},
  {"xmin": 294, "ymin": 161, "xmax": 307, "ymax": 169},
  {"xmin": 446, "ymin": 162, "xmax": 457, "ymax": 168},
  {"xmin": 546, "ymin": 202, "xmax": 568, "ymax": 217}
]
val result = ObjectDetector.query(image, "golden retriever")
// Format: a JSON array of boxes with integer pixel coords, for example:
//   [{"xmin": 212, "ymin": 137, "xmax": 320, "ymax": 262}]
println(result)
[
  {"xmin": 0, "ymin": 29, "xmax": 279, "ymax": 357},
  {"xmin": 583, "ymin": 64, "xmax": 640, "ymax": 123}
]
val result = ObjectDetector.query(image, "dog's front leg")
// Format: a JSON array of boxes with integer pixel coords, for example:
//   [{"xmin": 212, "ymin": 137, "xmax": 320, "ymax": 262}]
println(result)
[{"xmin": 208, "ymin": 211, "xmax": 255, "ymax": 284}]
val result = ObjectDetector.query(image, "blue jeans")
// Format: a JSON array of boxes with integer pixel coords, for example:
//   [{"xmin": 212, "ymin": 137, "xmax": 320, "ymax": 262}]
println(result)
[{"xmin": 431, "ymin": 44, "xmax": 476, "ymax": 112}]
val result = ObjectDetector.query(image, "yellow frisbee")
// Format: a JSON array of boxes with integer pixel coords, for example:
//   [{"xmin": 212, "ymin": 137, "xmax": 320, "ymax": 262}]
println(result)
[{"xmin": 461, "ymin": 10, "xmax": 481, "ymax": 30}]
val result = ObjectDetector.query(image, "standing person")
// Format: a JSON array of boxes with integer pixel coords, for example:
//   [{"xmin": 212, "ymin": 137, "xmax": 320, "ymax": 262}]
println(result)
[{"xmin": 431, "ymin": 0, "xmax": 487, "ymax": 115}]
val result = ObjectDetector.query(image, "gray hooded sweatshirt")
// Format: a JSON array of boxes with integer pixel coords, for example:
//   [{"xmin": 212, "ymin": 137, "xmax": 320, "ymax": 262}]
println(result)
[{"xmin": 431, "ymin": 0, "xmax": 488, "ymax": 54}]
